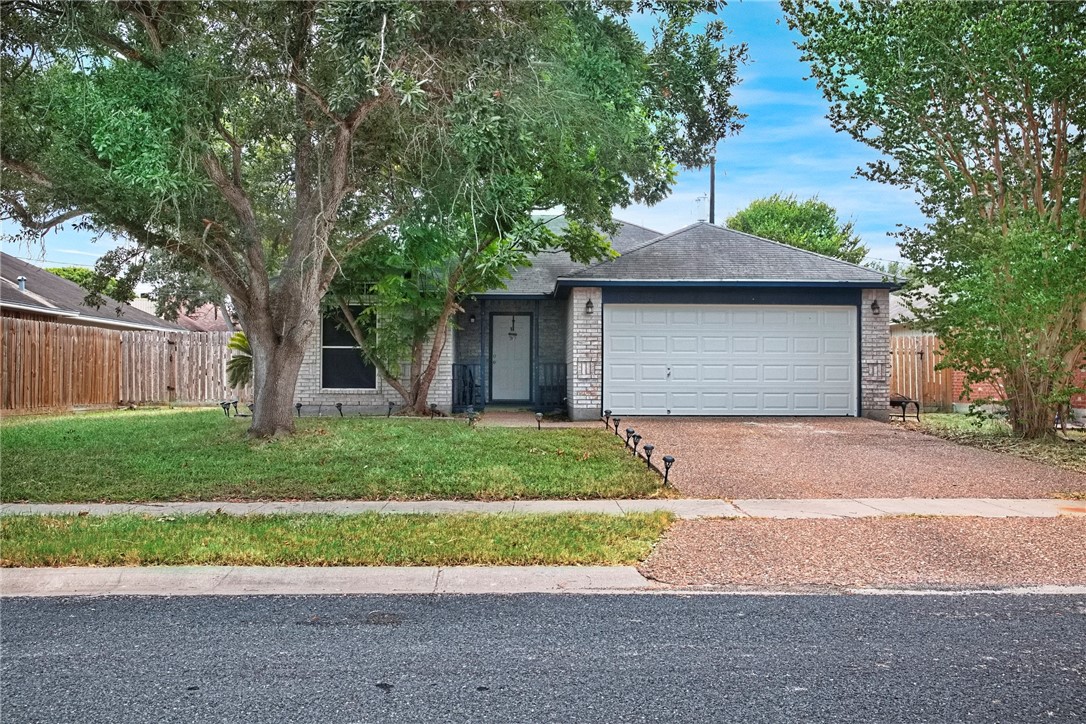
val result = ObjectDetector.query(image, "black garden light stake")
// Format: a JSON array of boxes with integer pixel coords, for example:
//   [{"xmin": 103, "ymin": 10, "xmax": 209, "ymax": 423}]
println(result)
[
  {"xmin": 662, "ymin": 455, "xmax": 675, "ymax": 486},
  {"xmin": 335, "ymin": 402, "xmax": 343, "ymax": 418},
  {"xmin": 220, "ymin": 401, "xmax": 231, "ymax": 417},
  {"xmin": 430, "ymin": 403, "xmax": 438, "ymax": 419},
  {"xmin": 625, "ymin": 428, "xmax": 635, "ymax": 449},
  {"xmin": 467, "ymin": 410, "xmax": 478, "ymax": 428},
  {"xmin": 632, "ymin": 434, "xmax": 642, "ymax": 455},
  {"xmin": 294, "ymin": 402, "xmax": 302, "ymax": 418},
  {"xmin": 613, "ymin": 417, "xmax": 621, "ymax": 435},
  {"xmin": 247, "ymin": 403, "xmax": 255, "ymax": 414},
  {"xmin": 604, "ymin": 409, "xmax": 612, "ymax": 428},
  {"xmin": 642, "ymin": 443, "xmax": 654, "ymax": 468},
  {"xmin": 387, "ymin": 400, "xmax": 395, "ymax": 418},
  {"xmin": 535, "ymin": 412, "xmax": 543, "ymax": 430}
]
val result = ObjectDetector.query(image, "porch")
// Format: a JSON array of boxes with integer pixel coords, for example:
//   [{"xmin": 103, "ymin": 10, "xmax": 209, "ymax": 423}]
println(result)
[{"xmin": 452, "ymin": 297, "xmax": 567, "ymax": 413}]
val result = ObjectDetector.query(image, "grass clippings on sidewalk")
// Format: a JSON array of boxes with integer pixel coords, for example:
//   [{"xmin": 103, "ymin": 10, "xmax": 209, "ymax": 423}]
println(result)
[
  {"xmin": 907, "ymin": 413, "xmax": 1086, "ymax": 477},
  {"xmin": 0, "ymin": 409, "xmax": 667, "ymax": 503},
  {"xmin": 0, "ymin": 511, "xmax": 674, "ymax": 567},
  {"xmin": 640, "ymin": 517, "xmax": 1086, "ymax": 588}
]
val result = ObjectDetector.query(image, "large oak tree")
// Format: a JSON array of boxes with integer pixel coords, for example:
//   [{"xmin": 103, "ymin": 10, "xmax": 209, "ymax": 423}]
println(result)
[{"xmin": 1, "ymin": 1, "xmax": 745, "ymax": 435}]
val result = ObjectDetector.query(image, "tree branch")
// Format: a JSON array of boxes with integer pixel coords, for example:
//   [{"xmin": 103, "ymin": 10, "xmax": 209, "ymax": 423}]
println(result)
[{"xmin": 1, "ymin": 194, "xmax": 87, "ymax": 230}]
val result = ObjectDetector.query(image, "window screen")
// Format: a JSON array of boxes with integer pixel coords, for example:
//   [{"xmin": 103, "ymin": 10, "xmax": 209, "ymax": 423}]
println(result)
[{"xmin": 321, "ymin": 307, "xmax": 377, "ymax": 389}]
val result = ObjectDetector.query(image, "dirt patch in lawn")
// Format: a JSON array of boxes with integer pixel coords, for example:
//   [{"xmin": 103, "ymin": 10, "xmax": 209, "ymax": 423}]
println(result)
[
  {"xmin": 625, "ymin": 417, "xmax": 1086, "ymax": 499},
  {"xmin": 640, "ymin": 517, "xmax": 1086, "ymax": 588}
]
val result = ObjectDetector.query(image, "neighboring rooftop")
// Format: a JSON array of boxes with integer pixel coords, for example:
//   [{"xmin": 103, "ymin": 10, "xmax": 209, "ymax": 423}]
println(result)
[
  {"xmin": 563, "ymin": 222, "xmax": 899, "ymax": 286},
  {"xmin": 129, "ymin": 298, "xmax": 233, "ymax": 332},
  {"xmin": 489, "ymin": 216, "xmax": 663, "ymax": 296},
  {"xmin": 0, "ymin": 253, "xmax": 184, "ymax": 331}
]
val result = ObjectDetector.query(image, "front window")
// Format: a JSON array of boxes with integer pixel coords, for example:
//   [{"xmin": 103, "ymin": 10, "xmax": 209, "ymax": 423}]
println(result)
[{"xmin": 321, "ymin": 306, "xmax": 377, "ymax": 389}]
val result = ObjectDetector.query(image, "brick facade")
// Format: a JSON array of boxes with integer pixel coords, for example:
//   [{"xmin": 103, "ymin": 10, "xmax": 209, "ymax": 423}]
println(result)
[
  {"xmin": 565, "ymin": 287, "xmax": 603, "ymax": 420},
  {"xmin": 294, "ymin": 324, "xmax": 453, "ymax": 413},
  {"xmin": 860, "ymin": 288, "xmax": 892, "ymax": 420}
]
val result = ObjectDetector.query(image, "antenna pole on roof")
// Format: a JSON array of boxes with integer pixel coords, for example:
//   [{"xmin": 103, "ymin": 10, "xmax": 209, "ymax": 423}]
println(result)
[{"xmin": 708, "ymin": 156, "xmax": 716, "ymax": 225}]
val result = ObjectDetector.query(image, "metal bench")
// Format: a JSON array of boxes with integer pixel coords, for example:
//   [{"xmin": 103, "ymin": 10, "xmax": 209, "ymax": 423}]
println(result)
[{"xmin": 889, "ymin": 392, "xmax": 920, "ymax": 421}]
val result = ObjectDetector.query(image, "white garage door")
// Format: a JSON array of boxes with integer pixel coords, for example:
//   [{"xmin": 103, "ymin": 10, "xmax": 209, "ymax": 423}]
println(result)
[{"xmin": 604, "ymin": 304, "xmax": 857, "ymax": 416}]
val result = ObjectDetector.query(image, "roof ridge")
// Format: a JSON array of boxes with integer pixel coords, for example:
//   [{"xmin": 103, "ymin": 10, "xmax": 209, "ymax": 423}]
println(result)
[
  {"xmin": 564, "ymin": 222, "xmax": 703, "ymax": 278},
  {"xmin": 720, "ymin": 225, "xmax": 899, "ymax": 280}
]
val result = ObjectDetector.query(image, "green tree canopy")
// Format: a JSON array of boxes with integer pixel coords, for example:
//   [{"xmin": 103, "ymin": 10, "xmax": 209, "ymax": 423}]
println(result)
[
  {"xmin": 726, "ymin": 194, "xmax": 867, "ymax": 263},
  {"xmin": 2, "ymin": 1, "xmax": 746, "ymax": 435},
  {"xmin": 783, "ymin": 0, "xmax": 1086, "ymax": 436}
]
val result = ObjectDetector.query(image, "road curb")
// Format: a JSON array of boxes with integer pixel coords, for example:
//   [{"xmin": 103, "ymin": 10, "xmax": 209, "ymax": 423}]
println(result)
[{"xmin": 0, "ymin": 566, "xmax": 658, "ymax": 597}]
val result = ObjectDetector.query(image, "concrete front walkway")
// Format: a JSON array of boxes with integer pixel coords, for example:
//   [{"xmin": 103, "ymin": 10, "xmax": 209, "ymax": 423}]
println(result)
[{"xmin": 2, "ymin": 498, "xmax": 1083, "ymax": 519}]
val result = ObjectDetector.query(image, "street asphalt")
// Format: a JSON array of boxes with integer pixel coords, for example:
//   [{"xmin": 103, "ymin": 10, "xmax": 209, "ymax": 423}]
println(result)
[{"xmin": 2, "ymin": 594, "xmax": 1084, "ymax": 723}]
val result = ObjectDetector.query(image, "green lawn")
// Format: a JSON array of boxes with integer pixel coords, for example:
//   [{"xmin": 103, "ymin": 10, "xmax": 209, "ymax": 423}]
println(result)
[
  {"xmin": 0, "ymin": 512, "xmax": 674, "ymax": 567},
  {"xmin": 912, "ymin": 413, "xmax": 1086, "ymax": 475},
  {"xmin": 0, "ymin": 409, "xmax": 668, "ymax": 502}
]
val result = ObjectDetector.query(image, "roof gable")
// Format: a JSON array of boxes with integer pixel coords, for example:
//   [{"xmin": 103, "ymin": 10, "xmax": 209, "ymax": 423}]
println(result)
[
  {"xmin": 492, "ymin": 217, "xmax": 663, "ymax": 296},
  {"xmin": 563, "ymin": 222, "xmax": 897, "ymax": 286}
]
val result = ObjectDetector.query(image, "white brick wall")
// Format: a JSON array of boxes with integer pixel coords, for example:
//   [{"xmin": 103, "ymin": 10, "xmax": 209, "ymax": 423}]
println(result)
[
  {"xmin": 294, "ymin": 325, "xmax": 453, "ymax": 413},
  {"xmin": 860, "ymin": 288, "xmax": 891, "ymax": 420},
  {"xmin": 565, "ymin": 287, "xmax": 603, "ymax": 420}
]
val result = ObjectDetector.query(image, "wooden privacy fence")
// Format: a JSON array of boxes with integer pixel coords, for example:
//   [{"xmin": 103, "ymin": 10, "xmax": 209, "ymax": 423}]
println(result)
[
  {"xmin": 889, "ymin": 334, "xmax": 954, "ymax": 411},
  {"xmin": 2, "ymin": 317, "xmax": 241, "ymax": 412}
]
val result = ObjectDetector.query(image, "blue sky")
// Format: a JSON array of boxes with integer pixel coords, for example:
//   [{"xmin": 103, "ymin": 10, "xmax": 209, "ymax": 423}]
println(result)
[{"xmin": 3, "ymin": 0, "xmax": 924, "ymax": 269}]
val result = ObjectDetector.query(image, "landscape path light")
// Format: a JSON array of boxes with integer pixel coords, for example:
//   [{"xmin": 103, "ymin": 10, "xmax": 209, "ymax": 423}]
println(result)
[
  {"xmin": 625, "ymin": 428, "xmax": 635, "ymax": 449},
  {"xmin": 632, "ymin": 434, "xmax": 642, "ymax": 455},
  {"xmin": 613, "ymin": 417, "xmax": 621, "ymax": 435},
  {"xmin": 662, "ymin": 455, "xmax": 675, "ymax": 486},
  {"xmin": 642, "ymin": 443, "xmax": 654, "ymax": 468},
  {"xmin": 295, "ymin": 402, "xmax": 302, "ymax": 418},
  {"xmin": 535, "ymin": 412, "xmax": 543, "ymax": 430}
]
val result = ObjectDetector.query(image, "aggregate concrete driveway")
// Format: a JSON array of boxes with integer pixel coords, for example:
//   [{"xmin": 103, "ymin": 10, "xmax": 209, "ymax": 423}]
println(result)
[{"xmin": 626, "ymin": 417, "xmax": 1086, "ymax": 499}]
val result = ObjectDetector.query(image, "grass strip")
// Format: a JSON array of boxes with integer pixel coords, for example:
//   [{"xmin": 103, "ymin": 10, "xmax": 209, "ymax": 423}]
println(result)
[
  {"xmin": 0, "ymin": 409, "xmax": 668, "ymax": 503},
  {"xmin": 909, "ymin": 413, "xmax": 1086, "ymax": 476},
  {"xmin": 0, "ymin": 512, "xmax": 674, "ymax": 567}
]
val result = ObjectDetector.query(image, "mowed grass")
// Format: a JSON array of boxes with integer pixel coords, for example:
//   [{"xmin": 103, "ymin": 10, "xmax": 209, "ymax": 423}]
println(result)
[
  {"xmin": 911, "ymin": 413, "xmax": 1086, "ymax": 475},
  {"xmin": 0, "ymin": 512, "xmax": 674, "ymax": 567},
  {"xmin": 0, "ymin": 409, "xmax": 667, "ymax": 502}
]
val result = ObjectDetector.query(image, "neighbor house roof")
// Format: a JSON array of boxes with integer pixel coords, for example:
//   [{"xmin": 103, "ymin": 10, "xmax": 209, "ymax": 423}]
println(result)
[
  {"xmin": 485, "ymin": 216, "xmax": 663, "ymax": 296},
  {"xmin": 129, "ymin": 298, "xmax": 233, "ymax": 332},
  {"xmin": 0, "ymin": 253, "xmax": 185, "ymax": 331},
  {"xmin": 560, "ymin": 222, "xmax": 899, "ymax": 288}
]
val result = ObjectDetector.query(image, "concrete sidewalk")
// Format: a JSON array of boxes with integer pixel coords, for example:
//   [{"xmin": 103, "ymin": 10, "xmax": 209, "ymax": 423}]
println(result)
[{"xmin": 1, "ymin": 498, "xmax": 1083, "ymax": 519}]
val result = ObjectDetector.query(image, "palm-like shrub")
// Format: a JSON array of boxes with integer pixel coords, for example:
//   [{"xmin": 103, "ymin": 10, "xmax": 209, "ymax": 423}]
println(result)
[{"xmin": 225, "ymin": 332, "xmax": 252, "ymax": 390}]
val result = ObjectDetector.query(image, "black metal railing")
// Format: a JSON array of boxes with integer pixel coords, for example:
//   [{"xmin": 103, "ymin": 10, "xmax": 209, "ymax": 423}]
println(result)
[
  {"xmin": 539, "ymin": 362, "xmax": 566, "ymax": 410},
  {"xmin": 452, "ymin": 363, "xmax": 482, "ymax": 412}
]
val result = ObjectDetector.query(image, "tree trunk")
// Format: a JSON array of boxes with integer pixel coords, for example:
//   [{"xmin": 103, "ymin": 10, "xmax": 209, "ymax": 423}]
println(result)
[
  {"xmin": 241, "ymin": 304, "xmax": 318, "ymax": 438},
  {"xmin": 408, "ymin": 306, "xmax": 453, "ymax": 416}
]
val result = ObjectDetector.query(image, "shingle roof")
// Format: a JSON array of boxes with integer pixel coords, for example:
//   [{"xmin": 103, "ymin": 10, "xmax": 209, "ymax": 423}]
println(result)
[
  {"xmin": 563, "ymin": 222, "xmax": 897, "ymax": 285},
  {"xmin": 0, "ymin": 253, "xmax": 185, "ymax": 331},
  {"xmin": 488, "ymin": 216, "xmax": 663, "ymax": 295}
]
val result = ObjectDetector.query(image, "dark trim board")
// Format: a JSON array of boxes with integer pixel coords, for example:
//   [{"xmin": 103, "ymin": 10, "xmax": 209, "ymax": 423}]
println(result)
[{"xmin": 601, "ymin": 286, "xmax": 862, "ymax": 306}]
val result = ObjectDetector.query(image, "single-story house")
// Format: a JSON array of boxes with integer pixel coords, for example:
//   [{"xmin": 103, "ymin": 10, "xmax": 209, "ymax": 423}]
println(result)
[
  {"xmin": 1, "ymin": 253, "xmax": 183, "ymax": 332},
  {"xmin": 295, "ymin": 220, "xmax": 899, "ymax": 421}
]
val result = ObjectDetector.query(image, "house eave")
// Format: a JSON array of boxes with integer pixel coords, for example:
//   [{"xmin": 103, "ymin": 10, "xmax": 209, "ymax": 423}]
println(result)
[
  {"xmin": 1, "ymin": 301, "xmax": 183, "ymax": 331},
  {"xmin": 554, "ymin": 279, "xmax": 902, "ymax": 290}
]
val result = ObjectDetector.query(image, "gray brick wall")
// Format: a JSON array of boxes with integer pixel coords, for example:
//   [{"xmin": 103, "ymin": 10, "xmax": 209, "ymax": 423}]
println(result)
[
  {"xmin": 454, "ymin": 298, "xmax": 565, "ymax": 365},
  {"xmin": 565, "ymin": 287, "xmax": 603, "ymax": 420},
  {"xmin": 294, "ymin": 324, "xmax": 453, "ymax": 413},
  {"xmin": 860, "ymin": 288, "xmax": 891, "ymax": 420}
]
